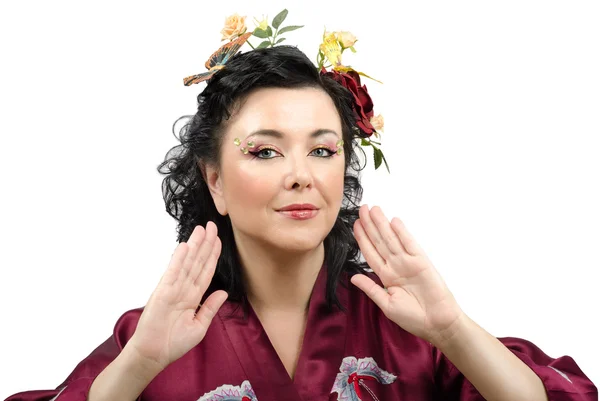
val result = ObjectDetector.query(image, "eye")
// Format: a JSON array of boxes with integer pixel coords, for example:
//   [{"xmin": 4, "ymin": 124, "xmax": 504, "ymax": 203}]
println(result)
[
  {"xmin": 248, "ymin": 147, "xmax": 281, "ymax": 159},
  {"xmin": 310, "ymin": 147, "xmax": 336, "ymax": 158},
  {"xmin": 248, "ymin": 146, "xmax": 335, "ymax": 160}
]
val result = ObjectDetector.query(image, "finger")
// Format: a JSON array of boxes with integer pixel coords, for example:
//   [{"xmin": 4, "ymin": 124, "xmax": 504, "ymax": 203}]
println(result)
[
  {"xmin": 353, "ymin": 219, "xmax": 385, "ymax": 274},
  {"xmin": 181, "ymin": 225, "xmax": 206, "ymax": 280},
  {"xmin": 160, "ymin": 243, "xmax": 189, "ymax": 286},
  {"xmin": 195, "ymin": 222, "xmax": 217, "ymax": 266},
  {"xmin": 369, "ymin": 206, "xmax": 407, "ymax": 255},
  {"xmin": 194, "ymin": 234, "xmax": 221, "ymax": 289},
  {"xmin": 194, "ymin": 289, "xmax": 228, "ymax": 329},
  {"xmin": 358, "ymin": 204, "xmax": 392, "ymax": 260},
  {"xmin": 390, "ymin": 217, "xmax": 423, "ymax": 256},
  {"xmin": 350, "ymin": 274, "xmax": 390, "ymax": 312},
  {"xmin": 189, "ymin": 222, "xmax": 217, "ymax": 284}
]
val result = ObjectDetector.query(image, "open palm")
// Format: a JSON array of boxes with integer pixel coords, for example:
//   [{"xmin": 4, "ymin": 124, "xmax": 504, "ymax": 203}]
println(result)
[
  {"xmin": 351, "ymin": 205, "xmax": 464, "ymax": 345},
  {"xmin": 128, "ymin": 222, "xmax": 228, "ymax": 370}
]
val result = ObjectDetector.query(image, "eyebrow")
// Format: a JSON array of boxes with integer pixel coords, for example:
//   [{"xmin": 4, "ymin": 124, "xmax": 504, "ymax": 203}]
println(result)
[{"xmin": 246, "ymin": 128, "xmax": 340, "ymax": 140}]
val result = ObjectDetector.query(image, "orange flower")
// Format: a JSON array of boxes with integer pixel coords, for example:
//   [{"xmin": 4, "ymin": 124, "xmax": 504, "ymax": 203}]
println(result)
[
  {"xmin": 370, "ymin": 114, "xmax": 384, "ymax": 131},
  {"xmin": 335, "ymin": 31, "xmax": 357, "ymax": 49},
  {"xmin": 220, "ymin": 13, "xmax": 247, "ymax": 41}
]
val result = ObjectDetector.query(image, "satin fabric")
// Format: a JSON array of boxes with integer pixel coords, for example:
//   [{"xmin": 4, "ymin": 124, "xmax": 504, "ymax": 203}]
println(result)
[{"xmin": 6, "ymin": 265, "xmax": 598, "ymax": 401}]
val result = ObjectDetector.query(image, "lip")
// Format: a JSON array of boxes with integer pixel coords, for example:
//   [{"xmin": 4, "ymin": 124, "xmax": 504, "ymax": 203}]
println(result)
[
  {"xmin": 276, "ymin": 203, "xmax": 318, "ymax": 211},
  {"xmin": 277, "ymin": 209, "xmax": 319, "ymax": 220}
]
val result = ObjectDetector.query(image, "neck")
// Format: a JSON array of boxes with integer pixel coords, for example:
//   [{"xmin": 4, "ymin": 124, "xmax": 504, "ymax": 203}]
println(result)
[{"xmin": 233, "ymin": 231, "xmax": 324, "ymax": 314}]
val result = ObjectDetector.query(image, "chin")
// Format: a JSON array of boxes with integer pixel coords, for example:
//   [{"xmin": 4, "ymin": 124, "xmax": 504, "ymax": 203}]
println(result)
[{"xmin": 267, "ymin": 232, "xmax": 326, "ymax": 253}]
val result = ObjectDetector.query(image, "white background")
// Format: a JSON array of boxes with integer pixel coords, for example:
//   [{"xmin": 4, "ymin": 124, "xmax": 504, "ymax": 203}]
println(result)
[{"xmin": 1, "ymin": 0, "xmax": 598, "ymax": 398}]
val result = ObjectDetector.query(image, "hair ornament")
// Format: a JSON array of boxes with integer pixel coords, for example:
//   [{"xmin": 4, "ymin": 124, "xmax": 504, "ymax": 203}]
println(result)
[{"xmin": 183, "ymin": 9, "xmax": 388, "ymax": 172}]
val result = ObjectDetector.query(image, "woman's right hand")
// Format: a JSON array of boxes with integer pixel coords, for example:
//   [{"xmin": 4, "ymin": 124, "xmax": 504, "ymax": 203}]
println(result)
[{"xmin": 126, "ymin": 221, "xmax": 228, "ymax": 371}]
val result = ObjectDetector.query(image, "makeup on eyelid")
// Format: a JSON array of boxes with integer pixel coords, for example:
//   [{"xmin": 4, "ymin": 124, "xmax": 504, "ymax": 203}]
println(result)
[
  {"xmin": 233, "ymin": 138, "xmax": 340, "ymax": 157},
  {"xmin": 233, "ymin": 137, "xmax": 344, "ymax": 156}
]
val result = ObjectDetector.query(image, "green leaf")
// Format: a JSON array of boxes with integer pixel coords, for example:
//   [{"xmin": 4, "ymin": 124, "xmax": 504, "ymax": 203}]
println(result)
[
  {"xmin": 253, "ymin": 28, "xmax": 270, "ymax": 38},
  {"xmin": 256, "ymin": 40, "xmax": 271, "ymax": 49},
  {"xmin": 277, "ymin": 25, "xmax": 304, "ymax": 35},
  {"xmin": 272, "ymin": 9, "xmax": 288, "ymax": 29},
  {"xmin": 373, "ymin": 147, "xmax": 383, "ymax": 170},
  {"xmin": 361, "ymin": 138, "xmax": 371, "ymax": 147},
  {"xmin": 266, "ymin": 26, "xmax": 273, "ymax": 37},
  {"xmin": 275, "ymin": 37, "xmax": 286, "ymax": 44}
]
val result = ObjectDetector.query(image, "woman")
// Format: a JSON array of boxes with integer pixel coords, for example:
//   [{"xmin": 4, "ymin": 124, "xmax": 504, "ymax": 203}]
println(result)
[{"xmin": 6, "ymin": 41, "xmax": 597, "ymax": 401}]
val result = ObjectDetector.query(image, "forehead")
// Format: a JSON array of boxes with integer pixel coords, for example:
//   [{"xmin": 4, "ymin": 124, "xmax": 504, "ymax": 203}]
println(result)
[{"xmin": 225, "ymin": 87, "xmax": 342, "ymax": 137}]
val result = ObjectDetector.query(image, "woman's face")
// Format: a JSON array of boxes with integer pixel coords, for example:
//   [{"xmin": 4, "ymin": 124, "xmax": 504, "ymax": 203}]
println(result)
[{"xmin": 206, "ymin": 86, "xmax": 346, "ymax": 252}]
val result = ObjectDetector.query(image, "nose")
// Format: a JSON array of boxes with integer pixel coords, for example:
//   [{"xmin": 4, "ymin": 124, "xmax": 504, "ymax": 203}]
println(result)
[{"xmin": 283, "ymin": 153, "xmax": 314, "ymax": 190}]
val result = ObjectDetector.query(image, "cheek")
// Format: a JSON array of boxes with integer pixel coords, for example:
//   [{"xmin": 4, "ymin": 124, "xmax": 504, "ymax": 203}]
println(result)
[
  {"xmin": 317, "ymin": 163, "xmax": 346, "ymax": 202},
  {"xmin": 223, "ymin": 164, "xmax": 276, "ymax": 208}
]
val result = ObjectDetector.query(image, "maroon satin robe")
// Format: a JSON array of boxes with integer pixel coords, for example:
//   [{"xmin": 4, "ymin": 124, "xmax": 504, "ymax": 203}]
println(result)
[{"xmin": 6, "ymin": 266, "xmax": 598, "ymax": 401}]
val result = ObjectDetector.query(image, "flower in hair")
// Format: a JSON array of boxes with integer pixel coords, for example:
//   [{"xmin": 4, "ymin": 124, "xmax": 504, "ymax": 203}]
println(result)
[
  {"xmin": 335, "ymin": 31, "xmax": 357, "ymax": 50},
  {"xmin": 317, "ymin": 30, "xmax": 388, "ymax": 171},
  {"xmin": 254, "ymin": 16, "xmax": 269, "ymax": 32},
  {"xmin": 182, "ymin": 9, "xmax": 389, "ymax": 172},
  {"xmin": 220, "ymin": 13, "xmax": 248, "ymax": 41},
  {"xmin": 370, "ymin": 114, "xmax": 384, "ymax": 137},
  {"xmin": 322, "ymin": 69, "xmax": 374, "ymax": 135}
]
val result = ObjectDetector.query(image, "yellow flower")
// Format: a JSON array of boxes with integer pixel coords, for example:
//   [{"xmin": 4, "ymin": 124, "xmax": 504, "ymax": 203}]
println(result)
[
  {"xmin": 370, "ymin": 114, "xmax": 384, "ymax": 132},
  {"xmin": 335, "ymin": 31, "xmax": 357, "ymax": 49},
  {"xmin": 254, "ymin": 15, "xmax": 268, "ymax": 31},
  {"xmin": 320, "ymin": 31, "xmax": 342, "ymax": 67},
  {"xmin": 221, "ymin": 13, "xmax": 247, "ymax": 41}
]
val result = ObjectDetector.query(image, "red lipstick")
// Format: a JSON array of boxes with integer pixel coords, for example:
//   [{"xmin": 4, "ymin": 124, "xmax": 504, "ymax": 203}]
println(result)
[
  {"xmin": 276, "ymin": 204, "xmax": 319, "ymax": 220},
  {"xmin": 277, "ymin": 203, "xmax": 318, "ymax": 211}
]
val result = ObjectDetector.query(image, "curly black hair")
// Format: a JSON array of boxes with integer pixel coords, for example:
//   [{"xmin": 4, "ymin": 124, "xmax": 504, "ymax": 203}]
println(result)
[{"xmin": 156, "ymin": 45, "xmax": 369, "ymax": 310}]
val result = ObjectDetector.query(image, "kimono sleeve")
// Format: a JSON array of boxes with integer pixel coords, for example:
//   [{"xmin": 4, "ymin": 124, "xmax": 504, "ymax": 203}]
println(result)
[
  {"xmin": 5, "ymin": 308, "xmax": 143, "ymax": 401},
  {"xmin": 432, "ymin": 336, "xmax": 598, "ymax": 401}
]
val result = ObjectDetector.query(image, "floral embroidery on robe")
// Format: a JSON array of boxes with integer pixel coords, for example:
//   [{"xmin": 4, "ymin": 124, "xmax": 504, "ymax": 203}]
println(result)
[
  {"xmin": 330, "ymin": 356, "xmax": 397, "ymax": 401},
  {"xmin": 197, "ymin": 379, "xmax": 258, "ymax": 401}
]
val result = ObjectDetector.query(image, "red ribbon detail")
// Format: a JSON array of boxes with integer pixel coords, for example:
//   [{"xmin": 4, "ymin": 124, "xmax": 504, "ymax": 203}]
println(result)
[{"xmin": 347, "ymin": 372, "xmax": 377, "ymax": 400}]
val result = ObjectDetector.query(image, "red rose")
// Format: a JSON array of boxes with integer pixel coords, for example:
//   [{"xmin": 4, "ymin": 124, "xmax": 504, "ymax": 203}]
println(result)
[{"xmin": 321, "ymin": 68, "xmax": 375, "ymax": 136}]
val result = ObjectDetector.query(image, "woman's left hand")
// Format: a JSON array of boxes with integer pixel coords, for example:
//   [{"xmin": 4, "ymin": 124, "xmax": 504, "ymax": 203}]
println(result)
[{"xmin": 351, "ymin": 204, "xmax": 465, "ymax": 346}]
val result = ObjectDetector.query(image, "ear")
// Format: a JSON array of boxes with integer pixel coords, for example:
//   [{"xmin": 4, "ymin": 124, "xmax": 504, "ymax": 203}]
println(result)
[{"xmin": 201, "ymin": 162, "xmax": 228, "ymax": 216}]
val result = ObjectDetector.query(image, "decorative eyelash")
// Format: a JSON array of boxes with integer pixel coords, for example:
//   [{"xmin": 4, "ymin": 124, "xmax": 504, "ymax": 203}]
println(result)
[
  {"xmin": 247, "ymin": 146, "xmax": 278, "ymax": 158},
  {"xmin": 312, "ymin": 146, "xmax": 337, "ymax": 157},
  {"xmin": 247, "ymin": 146, "xmax": 337, "ymax": 159}
]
